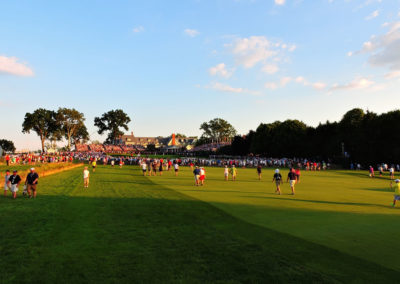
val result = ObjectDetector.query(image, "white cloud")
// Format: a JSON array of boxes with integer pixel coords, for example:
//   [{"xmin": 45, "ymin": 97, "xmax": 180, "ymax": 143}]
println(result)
[
  {"xmin": 184, "ymin": 29, "xmax": 199, "ymax": 37},
  {"xmin": 368, "ymin": 22, "xmax": 400, "ymax": 70},
  {"xmin": 365, "ymin": 10, "xmax": 379, "ymax": 20},
  {"xmin": 295, "ymin": 76, "xmax": 307, "ymax": 84},
  {"xmin": 210, "ymin": 82, "xmax": 244, "ymax": 93},
  {"xmin": 230, "ymin": 36, "xmax": 278, "ymax": 68},
  {"xmin": 209, "ymin": 63, "xmax": 233, "ymax": 78},
  {"xmin": 228, "ymin": 36, "xmax": 295, "ymax": 70},
  {"xmin": 313, "ymin": 82, "xmax": 327, "ymax": 90},
  {"xmin": 280, "ymin": 76, "xmax": 292, "ymax": 86},
  {"xmin": 351, "ymin": 22, "xmax": 400, "ymax": 73},
  {"xmin": 275, "ymin": 0, "xmax": 286, "ymax": 5},
  {"xmin": 265, "ymin": 82, "xmax": 278, "ymax": 89},
  {"xmin": 132, "ymin": 26, "xmax": 144, "ymax": 33},
  {"xmin": 384, "ymin": 70, "xmax": 400, "ymax": 79},
  {"xmin": 261, "ymin": 64, "xmax": 279, "ymax": 74},
  {"xmin": 288, "ymin": 45, "xmax": 297, "ymax": 52},
  {"xmin": 330, "ymin": 77, "xmax": 375, "ymax": 91},
  {"xmin": 347, "ymin": 51, "xmax": 353, "ymax": 57},
  {"xmin": 0, "ymin": 56, "xmax": 34, "ymax": 77}
]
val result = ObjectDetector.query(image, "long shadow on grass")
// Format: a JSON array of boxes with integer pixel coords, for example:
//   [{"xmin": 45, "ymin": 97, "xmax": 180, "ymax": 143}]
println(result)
[
  {"xmin": 240, "ymin": 195, "xmax": 388, "ymax": 208},
  {"xmin": 0, "ymin": 193, "xmax": 398, "ymax": 283},
  {"xmin": 337, "ymin": 171, "xmax": 393, "ymax": 181}
]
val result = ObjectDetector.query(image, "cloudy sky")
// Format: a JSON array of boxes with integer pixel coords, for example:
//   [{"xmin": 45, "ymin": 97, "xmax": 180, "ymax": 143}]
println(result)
[{"xmin": 1, "ymin": 0, "xmax": 400, "ymax": 150}]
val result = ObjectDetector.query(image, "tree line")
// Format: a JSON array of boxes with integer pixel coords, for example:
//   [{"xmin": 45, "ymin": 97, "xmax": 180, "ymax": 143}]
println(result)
[
  {"xmin": 20, "ymin": 108, "xmax": 130, "ymax": 152},
  {"xmin": 220, "ymin": 108, "xmax": 400, "ymax": 165}
]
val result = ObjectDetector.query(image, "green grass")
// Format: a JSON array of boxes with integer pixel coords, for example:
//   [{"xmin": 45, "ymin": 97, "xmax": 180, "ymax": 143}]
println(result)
[{"xmin": 0, "ymin": 165, "xmax": 399, "ymax": 283}]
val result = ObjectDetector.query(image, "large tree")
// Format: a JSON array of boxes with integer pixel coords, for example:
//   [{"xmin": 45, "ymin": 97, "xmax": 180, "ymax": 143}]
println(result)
[
  {"xmin": 200, "ymin": 118, "xmax": 237, "ymax": 143},
  {"xmin": 0, "ymin": 139, "xmax": 16, "ymax": 153},
  {"xmin": 57, "ymin": 108, "xmax": 88, "ymax": 150},
  {"xmin": 94, "ymin": 109, "xmax": 131, "ymax": 144},
  {"xmin": 72, "ymin": 125, "xmax": 90, "ymax": 146},
  {"xmin": 22, "ymin": 108, "xmax": 59, "ymax": 152}
]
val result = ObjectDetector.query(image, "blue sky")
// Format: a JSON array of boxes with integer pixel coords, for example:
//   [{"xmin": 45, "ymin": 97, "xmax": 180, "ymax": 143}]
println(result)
[{"xmin": 1, "ymin": 0, "xmax": 399, "ymax": 150}]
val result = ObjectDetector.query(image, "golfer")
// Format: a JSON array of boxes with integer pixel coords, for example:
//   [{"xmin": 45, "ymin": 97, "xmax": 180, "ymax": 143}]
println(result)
[
  {"xmin": 272, "ymin": 169, "xmax": 282, "ymax": 195},
  {"xmin": 8, "ymin": 170, "xmax": 21, "ymax": 199},
  {"xmin": 25, "ymin": 168, "xmax": 39, "ymax": 198},
  {"xmin": 193, "ymin": 166, "xmax": 200, "ymax": 186},
  {"xmin": 392, "ymin": 179, "xmax": 400, "ymax": 207},
  {"xmin": 286, "ymin": 168, "xmax": 297, "ymax": 195},
  {"xmin": 83, "ymin": 166, "xmax": 90, "ymax": 188}
]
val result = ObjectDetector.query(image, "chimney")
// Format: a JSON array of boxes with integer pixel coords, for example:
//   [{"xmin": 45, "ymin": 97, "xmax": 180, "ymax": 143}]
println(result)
[{"xmin": 131, "ymin": 131, "xmax": 134, "ymax": 137}]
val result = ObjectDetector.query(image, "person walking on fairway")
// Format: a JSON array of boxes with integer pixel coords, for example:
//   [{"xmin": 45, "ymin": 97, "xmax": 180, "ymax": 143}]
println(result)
[
  {"xmin": 141, "ymin": 161, "xmax": 147, "ymax": 176},
  {"xmin": 193, "ymin": 166, "xmax": 200, "ymax": 186},
  {"xmin": 199, "ymin": 167, "xmax": 206, "ymax": 186},
  {"xmin": 272, "ymin": 169, "xmax": 282, "ymax": 195},
  {"xmin": 174, "ymin": 162, "xmax": 179, "ymax": 176},
  {"xmin": 369, "ymin": 166, "xmax": 374, "ymax": 178},
  {"xmin": 224, "ymin": 165, "xmax": 229, "ymax": 181},
  {"xmin": 83, "ymin": 166, "xmax": 90, "ymax": 188},
  {"xmin": 8, "ymin": 170, "xmax": 21, "ymax": 199},
  {"xmin": 391, "ymin": 179, "xmax": 400, "ymax": 207},
  {"xmin": 286, "ymin": 168, "xmax": 297, "ymax": 195},
  {"xmin": 25, "ymin": 168, "xmax": 39, "ymax": 198},
  {"xmin": 257, "ymin": 164, "xmax": 262, "ymax": 180},
  {"xmin": 230, "ymin": 165, "xmax": 237, "ymax": 181},
  {"xmin": 4, "ymin": 170, "xmax": 11, "ymax": 197},
  {"xmin": 389, "ymin": 167, "xmax": 395, "ymax": 180},
  {"xmin": 92, "ymin": 159, "xmax": 97, "ymax": 172}
]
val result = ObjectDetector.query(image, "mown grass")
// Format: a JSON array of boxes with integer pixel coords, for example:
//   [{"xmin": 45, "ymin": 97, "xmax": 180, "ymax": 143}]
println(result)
[{"xmin": 0, "ymin": 165, "xmax": 398, "ymax": 283}]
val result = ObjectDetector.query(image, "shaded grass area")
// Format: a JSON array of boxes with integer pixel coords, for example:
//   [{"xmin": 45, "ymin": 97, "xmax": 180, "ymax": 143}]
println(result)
[
  {"xmin": 149, "ymin": 167, "xmax": 400, "ymax": 271},
  {"xmin": 0, "ymin": 166, "xmax": 398, "ymax": 283}
]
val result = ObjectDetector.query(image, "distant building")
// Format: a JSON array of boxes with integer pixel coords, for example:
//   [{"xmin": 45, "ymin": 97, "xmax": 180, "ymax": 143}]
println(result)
[{"xmin": 120, "ymin": 132, "xmax": 197, "ymax": 150}]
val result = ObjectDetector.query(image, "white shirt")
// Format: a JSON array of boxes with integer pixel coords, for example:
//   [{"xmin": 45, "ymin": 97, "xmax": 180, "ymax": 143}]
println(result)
[
  {"xmin": 141, "ymin": 163, "xmax": 147, "ymax": 170},
  {"xmin": 174, "ymin": 164, "xmax": 179, "ymax": 170},
  {"xmin": 83, "ymin": 170, "xmax": 90, "ymax": 179}
]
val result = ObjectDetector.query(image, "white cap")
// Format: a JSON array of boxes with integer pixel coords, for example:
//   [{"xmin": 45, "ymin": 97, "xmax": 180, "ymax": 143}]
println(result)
[
  {"xmin": 275, "ymin": 169, "xmax": 280, "ymax": 173},
  {"xmin": 30, "ymin": 168, "xmax": 35, "ymax": 171}
]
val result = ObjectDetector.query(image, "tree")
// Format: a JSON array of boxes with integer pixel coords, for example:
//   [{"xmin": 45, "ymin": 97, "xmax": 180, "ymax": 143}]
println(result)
[
  {"xmin": 57, "ymin": 108, "xmax": 87, "ymax": 150},
  {"xmin": 22, "ymin": 108, "xmax": 59, "ymax": 153},
  {"xmin": 0, "ymin": 139, "xmax": 16, "ymax": 153},
  {"xmin": 72, "ymin": 125, "xmax": 89, "ymax": 146},
  {"xmin": 200, "ymin": 118, "xmax": 237, "ymax": 143},
  {"xmin": 94, "ymin": 109, "xmax": 131, "ymax": 144}
]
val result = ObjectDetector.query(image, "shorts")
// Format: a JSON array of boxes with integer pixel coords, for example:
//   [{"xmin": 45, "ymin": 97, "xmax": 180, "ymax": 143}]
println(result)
[
  {"xmin": 142, "ymin": 169, "xmax": 146, "ymax": 172},
  {"xmin": 289, "ymin": 180, "xmax": 296, "ymax": 187},
  {"xmin": 275, "ymin": 181, "xmax": 281, "ymax": 187},
  {"xmin": 27, "ymin": 184, "xmax": 37, "ymax": 191},
  {"xmin": 224, "ymin": 173, "xmax": 228, "ymax": 177},
  {"xmin": 10, "ymin": 184, "xmax": 19, "ymax": 193},
  {"xmin": 175, "ymin": 169, "xmax": 179, "ymax": 172},
  {"xmin": 194, "ymin": 175, "xmax": 200, "ymax": 181},
  {"xmin": 92, "ymin": 166, "xmax": 96, "ymax": 168},
  {"xmin": 4, "ymin": 184, "xmax": 10, "ymax": 191},
  {"xmin": 394, "ymin": 195, "xmax": 400, "ymax": 201},
  {"xmin": 200, "ymin": 175, "xmax": 205, "ymax": 181}
]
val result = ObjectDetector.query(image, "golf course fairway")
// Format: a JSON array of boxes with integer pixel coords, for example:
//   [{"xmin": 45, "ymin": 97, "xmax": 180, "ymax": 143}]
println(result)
[{"xmin": 1, "ymin": 165, "xmax": 399, "ymax": 283}]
